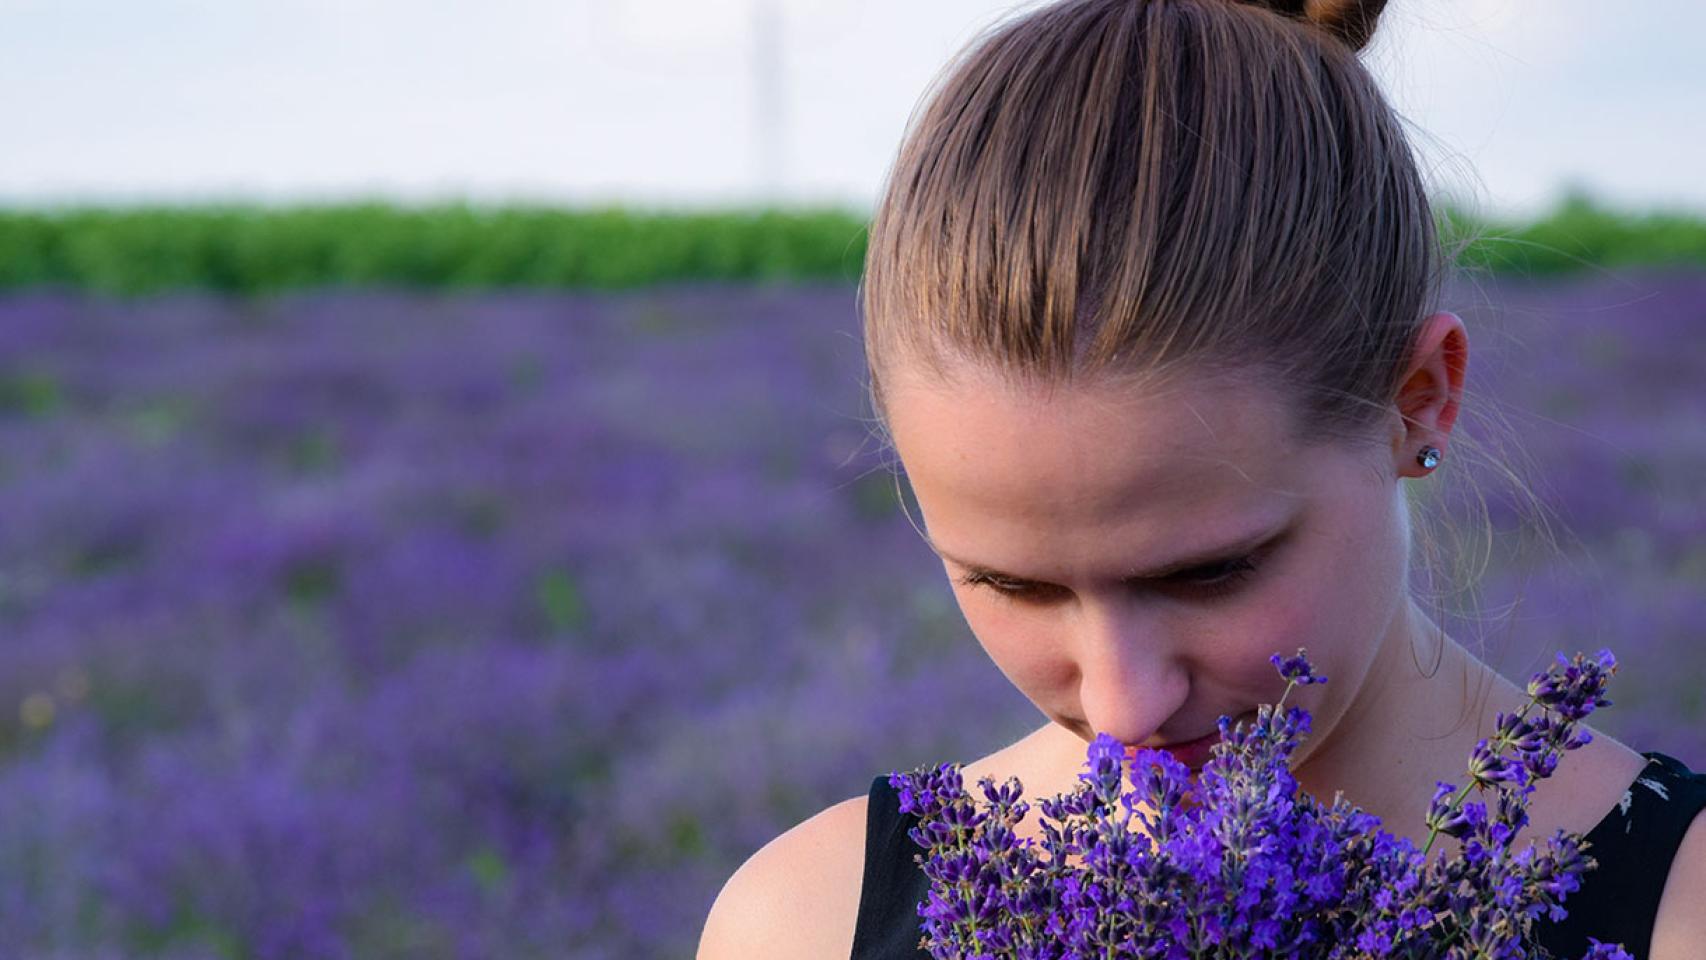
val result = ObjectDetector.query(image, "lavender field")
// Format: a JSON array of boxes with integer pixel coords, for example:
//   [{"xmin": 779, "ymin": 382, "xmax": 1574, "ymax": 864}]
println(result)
[{"xmin": 0, "ymin": 271, "xmax": 1702, "ymax": 959}]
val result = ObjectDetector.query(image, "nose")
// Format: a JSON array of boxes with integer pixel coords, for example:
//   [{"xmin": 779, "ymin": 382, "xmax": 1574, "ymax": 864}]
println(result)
[{"xmin": 1070, "ymin": 599, "xmax": 1190, "ymax": 746}]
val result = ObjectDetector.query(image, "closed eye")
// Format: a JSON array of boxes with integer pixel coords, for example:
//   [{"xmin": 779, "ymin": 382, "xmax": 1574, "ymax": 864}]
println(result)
[{"xmin": 955, "ymin": 554, "xmax": 1263, "ymax": 603}]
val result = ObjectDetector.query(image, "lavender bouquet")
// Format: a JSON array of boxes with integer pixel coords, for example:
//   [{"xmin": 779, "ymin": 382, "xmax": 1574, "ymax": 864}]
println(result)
[{"xmin": 890, "ymin": 649, "xmax": 1633, "ymax": 960}]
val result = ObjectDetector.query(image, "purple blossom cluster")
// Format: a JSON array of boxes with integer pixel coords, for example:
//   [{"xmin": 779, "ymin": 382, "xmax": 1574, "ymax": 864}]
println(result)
[
  {"xmin": 0, "ymin": 268, "xmax": 1700, "ymax": 957},
  {"xmin": 0, "ymin": 286, "xmax": 999, "ymax": 958},
  {"xmin": 892, "ymin": 649, "xmax": 1633, "ymax": 960}
]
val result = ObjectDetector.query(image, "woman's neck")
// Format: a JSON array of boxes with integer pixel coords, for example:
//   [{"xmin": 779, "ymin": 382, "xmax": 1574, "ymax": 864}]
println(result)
[{"xmin": 1290, "ymin": 610, "xmax": 1642, "ymax": 863}]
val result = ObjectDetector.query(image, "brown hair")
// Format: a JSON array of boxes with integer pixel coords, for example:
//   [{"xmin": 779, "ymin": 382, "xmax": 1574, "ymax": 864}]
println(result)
[{"xmin": 858, "ymin": 0, "xmax": 1564, "ymax": 693}]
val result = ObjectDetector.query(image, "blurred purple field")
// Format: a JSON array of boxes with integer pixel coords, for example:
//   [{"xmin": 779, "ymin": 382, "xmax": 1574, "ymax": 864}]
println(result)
[{"xmin": 0, "ymin": 271, "xmax": 1701, "ymax": 959}]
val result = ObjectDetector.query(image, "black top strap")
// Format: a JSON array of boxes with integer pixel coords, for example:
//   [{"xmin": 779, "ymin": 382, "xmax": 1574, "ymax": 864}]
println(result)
[
  {"xmin": 1532, "ymin": 750, "xmax": 1706, "ymax": 960},
  {"xmin": 850, "ymin": 774, "xmax": 931, "ymax": 959}
]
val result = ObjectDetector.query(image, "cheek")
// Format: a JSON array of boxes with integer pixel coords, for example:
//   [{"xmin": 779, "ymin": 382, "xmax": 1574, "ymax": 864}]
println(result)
[
  {"xmin": 1250, "ymin": 593, "xmax": 1319, "ymax": 673},
  {"xmin": 1321, "ymin": 495, "xmax": 1411, "ymax": 636},
  {"xmin": 1188, "ymin": 589, "xmax": 1318, "ymax": 693},
  {"xmin": 1183, "ymin": 549, "xmax": 1343, "ymax": 690},
  {"xmin": 954, "ymin": 594, "xmax": 1079, "ymax": 696},
  {"xmin": 1245, "ymin": 515, "xmax": 1403, "ymax": 689}
]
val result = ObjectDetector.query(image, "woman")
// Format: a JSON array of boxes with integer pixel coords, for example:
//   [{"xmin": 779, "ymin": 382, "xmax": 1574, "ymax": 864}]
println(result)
[{"xmin": 700, "ymin": 1, "xmax": 1706, "ymax": 956}]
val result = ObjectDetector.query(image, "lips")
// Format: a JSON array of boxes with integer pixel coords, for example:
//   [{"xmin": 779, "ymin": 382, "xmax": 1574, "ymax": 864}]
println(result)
[
  {"xmin": 1156, "ymin": 729, "xmax": 1220, "ymax": 769},
  {"xmin": 1124, "ymin": 712, "xmax": 1254, "ymax": 770},
  {"xmin": 1122, "ymin": 729, "xmax": 1216, "ymax": 768}
]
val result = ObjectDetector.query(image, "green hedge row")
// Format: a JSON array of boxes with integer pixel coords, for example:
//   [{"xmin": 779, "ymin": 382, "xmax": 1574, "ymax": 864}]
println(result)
[
  {"xmin": 0, "ymin": 194, "xmax": 1701, "ymax": 296},
  {"xmin": 0, "ymin": 204, "xmax": 872, "ymax": 296},
  {"xmin": 1445, "ymin": 192, "xmax": 1706, "ymax": 278}
]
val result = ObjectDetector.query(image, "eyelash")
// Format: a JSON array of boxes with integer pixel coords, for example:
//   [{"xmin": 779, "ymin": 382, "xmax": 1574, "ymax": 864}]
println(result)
[{"xmin": 956, "ymin": 555, "xmax": 1262, "ymax": 604}]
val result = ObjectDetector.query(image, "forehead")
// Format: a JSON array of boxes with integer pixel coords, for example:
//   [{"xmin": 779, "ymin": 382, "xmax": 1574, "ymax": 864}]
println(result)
[{"xmin": 884, "ymin": 364, "xmax": 1309, "ymax": 547}]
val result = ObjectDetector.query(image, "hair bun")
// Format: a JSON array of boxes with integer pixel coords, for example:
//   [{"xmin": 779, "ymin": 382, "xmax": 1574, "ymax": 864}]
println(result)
[{"xmin": 1242, "ymin": 0, "xmax": 1389, "ymax": 53}]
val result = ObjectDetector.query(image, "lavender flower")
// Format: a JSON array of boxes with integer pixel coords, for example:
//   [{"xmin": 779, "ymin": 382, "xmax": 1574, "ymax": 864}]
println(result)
[
  {"xmin": 3, "ymin": 274, "xmax": 1702, "ymax": 956},
  {"xmin": 893, "ymin": 647, "xmax": 1635, "ymax": 960}
]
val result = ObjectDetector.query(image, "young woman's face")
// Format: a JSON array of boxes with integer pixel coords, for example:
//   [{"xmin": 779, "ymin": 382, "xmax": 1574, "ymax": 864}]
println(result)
[{"xmin": 882, "ymin": 361, "xmax": 1421, "ymax": 767}]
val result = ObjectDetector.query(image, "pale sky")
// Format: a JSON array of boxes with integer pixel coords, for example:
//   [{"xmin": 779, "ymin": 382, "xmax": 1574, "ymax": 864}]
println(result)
[{"xmin": 3, "ymin": 0, "xmax": 1703, "ymax": 220}]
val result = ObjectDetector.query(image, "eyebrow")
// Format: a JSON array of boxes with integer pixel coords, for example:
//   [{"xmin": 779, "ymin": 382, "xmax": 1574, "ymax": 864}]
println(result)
[{"xmin": 925, "ymin": 521, "xmax": 1291, "ymax": 585}]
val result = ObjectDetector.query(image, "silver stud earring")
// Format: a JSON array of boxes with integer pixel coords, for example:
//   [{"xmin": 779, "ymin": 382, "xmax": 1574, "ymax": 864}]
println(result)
[{"xmin": 1416, "ymin": 446, "xmax": 1442, "ymax": 470}]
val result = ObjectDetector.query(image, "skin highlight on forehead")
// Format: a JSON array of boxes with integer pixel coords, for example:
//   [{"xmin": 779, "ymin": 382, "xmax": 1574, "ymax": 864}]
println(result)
[{"xmin": 883, "ymin": 361, "xmax": 1320, "ymax": 591}]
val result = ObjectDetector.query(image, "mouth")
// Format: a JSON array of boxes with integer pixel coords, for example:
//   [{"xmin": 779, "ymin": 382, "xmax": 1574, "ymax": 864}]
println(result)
[
  {"xmin": 1125, "ymin": 711, "xmax": 1256, "ymax": 769},
  {"xmin": 1129, "ymin": 730, "xmax": 1217, "ymax": 770}
]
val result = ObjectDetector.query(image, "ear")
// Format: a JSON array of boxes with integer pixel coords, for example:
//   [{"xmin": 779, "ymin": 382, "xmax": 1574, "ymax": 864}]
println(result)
[{"xmin": 1390, "ymin": 311, "xmax": 1468, "ymax": 479}]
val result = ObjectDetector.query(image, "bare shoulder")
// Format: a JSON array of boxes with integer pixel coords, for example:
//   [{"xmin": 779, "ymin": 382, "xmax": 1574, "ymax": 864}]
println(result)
[
  {"xmin": 960, "ymin": 720, "xmax": 1083, "ymax": 795},
  {"xmin": 1650, "ymin": 804, "xmax": 1706, "ymax": 960},
  {"xmin": 696, "ymin": 725, "xmax": 1067, "ymax": 960},
  {"xmin": 696, "ymin": 791, "xmax": 871, "ymax": 960}
]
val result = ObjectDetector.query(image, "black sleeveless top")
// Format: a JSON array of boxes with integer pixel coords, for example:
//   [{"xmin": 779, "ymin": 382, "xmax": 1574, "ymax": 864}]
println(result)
[{"xmin": 850, "ymin": 751, "xmax": 1706, "ymax": 959}]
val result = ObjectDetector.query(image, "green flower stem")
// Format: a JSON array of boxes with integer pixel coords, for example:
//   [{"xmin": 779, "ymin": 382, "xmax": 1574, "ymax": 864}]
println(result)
[
  {"xmin": 1416, "ymin": 695, "xmax": 1566, "ymax": 960},
  {"xmin": 1419, "ymin": 699, "xmax": 1545, "ymax": 862}
]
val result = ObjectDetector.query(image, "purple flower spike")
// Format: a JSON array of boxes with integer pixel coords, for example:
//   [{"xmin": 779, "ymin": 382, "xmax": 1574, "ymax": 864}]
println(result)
[
  {"xmin": 1584, "ymin": 936, "xmax": 1635, "ymax": 959},
  {"xmin": 1082, "ymin": 732, "xmax": 1127, "ymax": 797},
  {"xmin": 1526, "ymin": 649, "xmax": 1617, "ymax": 722},
  {"xmin": 1270, "ymin": 648, "xmax": 1327, "ymax": 686},
  {"xmin": 1467, "ymin": 738, "xmax": 1533, "ymax": 790}
]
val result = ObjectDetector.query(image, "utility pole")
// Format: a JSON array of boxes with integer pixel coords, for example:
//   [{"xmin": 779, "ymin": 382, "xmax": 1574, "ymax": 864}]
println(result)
[{"xmin": 753, "ymin": 0, "xmax": 784, "ymax": 206}]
